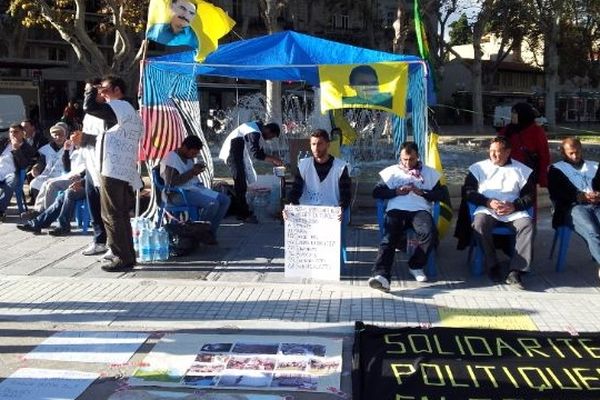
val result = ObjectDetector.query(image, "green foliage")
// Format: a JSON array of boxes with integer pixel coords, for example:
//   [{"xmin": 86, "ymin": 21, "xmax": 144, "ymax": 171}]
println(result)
[{"xmin": 448, "ymin": 13, "xmax": 471, "ymax": 46}]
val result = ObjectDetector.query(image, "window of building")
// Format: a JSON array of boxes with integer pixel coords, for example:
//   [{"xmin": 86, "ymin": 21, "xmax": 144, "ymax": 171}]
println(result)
[
  {"xmin": 48, "ymin": 47, "xmax": 67, "ymax": 62},
  {"xmin": 331, "ymin": 14, "xmax": 349, "ymax": 30}
]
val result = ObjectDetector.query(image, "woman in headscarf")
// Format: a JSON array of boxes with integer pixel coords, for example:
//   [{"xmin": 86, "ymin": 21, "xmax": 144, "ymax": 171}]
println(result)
[{"xmin": 499, "ymin": 102, "xmax": 551, "ymax": 214}]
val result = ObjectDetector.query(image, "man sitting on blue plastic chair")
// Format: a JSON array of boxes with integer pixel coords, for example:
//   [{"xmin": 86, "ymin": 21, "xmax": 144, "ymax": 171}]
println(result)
[
  {"xmin": 160, "ymin": 135, "xmax": 230, "ymax": 245},
  {"xmin": 465, "ymin": 136, "xmax": 535, "ymax": 289},
  {"xmin": 369, "ymin": 141, "xmax": 444, "ymax": 292},
  {"xmin": 0, "ymin": 124, "xmax": 37, "ymax": 221},
  {"xmin": 548, "ymin": 137, "xmax": 600, "ymax": 278},
  {"xmin": 16, "ymin": 176, "xmax": 85, "ymax": 235}
]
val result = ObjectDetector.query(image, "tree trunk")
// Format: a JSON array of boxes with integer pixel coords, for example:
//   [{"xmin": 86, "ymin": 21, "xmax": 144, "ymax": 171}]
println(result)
[
  {"xmin": 471, "ymin": 0, "xmax": 494, "ymax": 133},
  {"xmin": 471, "ymin": 23, "xmax": 485, "ymax": 133},
  {"xmin": 259, "ymin": 0, "xmax": 285, "ymax": 125},
  {"xmin": 545, "ymin": 16, "xmax": 560, "ymax": 130}
]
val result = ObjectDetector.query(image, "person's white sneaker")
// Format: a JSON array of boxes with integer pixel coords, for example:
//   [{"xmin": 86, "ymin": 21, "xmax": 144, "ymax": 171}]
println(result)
[
  {"xmin": 99, "ymin": 248, "xmax": 115, "ymax": 261},
  {"xmin": 409, "ymin": 268, "xmax": 428, "ymax": 282},
  {"xmin": 368, "ymin": 275, "xmax": 391, "ymax": 293},
  {"xmin": 82, "ymin": 243, "xmax": 108, "ymax": 256}
]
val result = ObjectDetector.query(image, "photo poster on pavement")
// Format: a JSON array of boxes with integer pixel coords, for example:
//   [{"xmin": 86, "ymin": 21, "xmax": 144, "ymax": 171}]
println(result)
[
  {"xmin": 284, "ymin": 205, "xmax": 341, "ymax": 281},
  {"xmin": 130, "ymin": 333, "xmax": 343, "ymax": 393},
  {"xmin": 0, "ymin": 368, "xmax": 99, "ymax": 400},
  {"xmin": 353, "ymin": 322, "xmax": 600, "ymax": 400},
  {"xmin": 25, "ymin": 331, "xmax": 150, "ymax": 364}
]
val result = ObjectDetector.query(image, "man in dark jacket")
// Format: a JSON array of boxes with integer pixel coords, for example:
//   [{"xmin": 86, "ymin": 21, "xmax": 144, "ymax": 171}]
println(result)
[
  {"xmin": 548, "ymin": 137, "xmax": 600, "ymax": 279},
  {"xmin": 0, "ymin": 124, "xmax": 37, "ymax": 220}
]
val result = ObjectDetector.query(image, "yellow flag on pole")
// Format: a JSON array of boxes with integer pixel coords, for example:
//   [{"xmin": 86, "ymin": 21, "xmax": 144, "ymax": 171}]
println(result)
[
  {"xmin": 146, "ymin": 0, "xmax": 235, "ymax": 62},
  {"xmin": 426, "ymin": 132, "xmax": 453, "ymax": 238}
]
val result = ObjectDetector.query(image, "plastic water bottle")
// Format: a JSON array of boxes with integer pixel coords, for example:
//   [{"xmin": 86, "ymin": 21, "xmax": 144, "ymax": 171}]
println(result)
[
  {"xmin": 151, "ymin": 228, "xmax": 161, "ymax": 262},
  {"xmin": 158, "ymin": 228, "xmax": 169, "ymax": 261},
  {"xmin": 130, "ymin": 217, "xmax": 142, "ymax": 260},
  {"xmin": 140, "ymin": 228, "xmax": 152, "ymax": 263}
]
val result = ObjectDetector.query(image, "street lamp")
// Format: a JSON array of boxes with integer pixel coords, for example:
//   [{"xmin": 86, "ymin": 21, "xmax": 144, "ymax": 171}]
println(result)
[{"xmin": 572, "ymin": 76, "xmax": 589, "ymax": 128}]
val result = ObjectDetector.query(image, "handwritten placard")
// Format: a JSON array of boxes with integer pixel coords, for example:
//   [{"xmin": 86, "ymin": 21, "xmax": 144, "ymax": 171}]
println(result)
[
  {"xmin": 101, "ymin": 102, "xmax": 143, "ymax": 188},
  {"xmin": 0, "ymin": 368, "xmax": 98, "ymax": 400},
  {"xmin": 284, "ymin": 205, "xmax": 341, "ymax": 281}
]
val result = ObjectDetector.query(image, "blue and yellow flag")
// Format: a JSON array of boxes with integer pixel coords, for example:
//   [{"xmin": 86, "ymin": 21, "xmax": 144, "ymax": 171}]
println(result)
[
  {"xmin": 319, "ymin": 63, "xmax": 408, "ymax": 117},
  {"xmin": 146, "ymin": 0, "xmax": 235, "ymax": 62}
]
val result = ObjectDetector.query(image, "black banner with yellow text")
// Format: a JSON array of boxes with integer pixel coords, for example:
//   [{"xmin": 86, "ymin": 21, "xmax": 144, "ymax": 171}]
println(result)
[{"xmin": 352, "ymin": 322, "xmax": 600, "ymax": 400}]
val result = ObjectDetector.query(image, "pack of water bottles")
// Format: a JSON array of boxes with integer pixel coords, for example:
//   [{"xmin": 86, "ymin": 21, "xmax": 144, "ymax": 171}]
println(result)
[{"xmin": 130, "ymin": 217, "xmax": 170, "ymax": 263}]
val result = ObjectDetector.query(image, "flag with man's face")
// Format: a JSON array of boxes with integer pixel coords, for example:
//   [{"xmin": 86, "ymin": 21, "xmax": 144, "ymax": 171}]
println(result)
[
  {"xmin": 146, "ymin": 0, "xmax": 235, "ymax": 62},
  {"xmin": 319, "ymin": 63, "xmax": 408, "ymax": 117}
]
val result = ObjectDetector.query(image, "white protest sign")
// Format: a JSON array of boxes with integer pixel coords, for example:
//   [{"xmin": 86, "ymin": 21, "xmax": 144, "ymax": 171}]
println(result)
[
  {"xmin": 0, "ymin": 368, "xmax": 98, "ymax": 400},
  {"xmin": 284, "ymin": 205, "xmax": 341, "ymax": 281},
  {"xmin": 26, "ymin": 331, "xmax": 149, "ymax": 364}
]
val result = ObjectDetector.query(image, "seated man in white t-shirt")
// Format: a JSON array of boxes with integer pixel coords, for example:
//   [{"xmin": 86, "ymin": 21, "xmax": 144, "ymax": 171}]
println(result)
[
  {"xmin": 369, "ymin": 141, "xmax": 445, "ymax": 291},
  {"xmin": 464, "ymin": 136, "xmax": 535, "ymax": 289},
  {"xmin": 160, "ymin": 135, "xmax": 230, "ymax": 244}
]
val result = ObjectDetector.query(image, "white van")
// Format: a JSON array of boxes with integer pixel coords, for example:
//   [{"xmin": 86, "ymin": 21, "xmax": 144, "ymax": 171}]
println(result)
[
  {"xmin": 493, "ymin": 104, "xmax": 548, "ymax": 131},
  {"xmin": 0, "ymin": 94, "xmax": 26, "ymax": 133},
  {"xmin": 493, "ymin": 105, "xmax": 512, "ymax": 131}
]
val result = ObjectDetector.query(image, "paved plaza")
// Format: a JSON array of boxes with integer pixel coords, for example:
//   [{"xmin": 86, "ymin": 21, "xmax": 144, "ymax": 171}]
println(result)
[{"xmin": 0, "ymin": 194, "xmax": 599, "ymax": 398}]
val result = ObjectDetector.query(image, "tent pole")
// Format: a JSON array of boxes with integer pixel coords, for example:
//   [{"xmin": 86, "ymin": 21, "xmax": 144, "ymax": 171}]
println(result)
[
  {"xmin": 235, "ymin": 78, "xmax": 240, "ymax": 126},
  {"xmin": 135, "ymin": 39, "xmax": 149, "ymax": 219}
]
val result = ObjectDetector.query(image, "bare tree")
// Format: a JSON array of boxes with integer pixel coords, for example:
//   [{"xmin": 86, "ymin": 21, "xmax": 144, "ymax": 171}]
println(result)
[{"xmin": 8, "ymin": 0, "xmax": 146, "ymax": 78}]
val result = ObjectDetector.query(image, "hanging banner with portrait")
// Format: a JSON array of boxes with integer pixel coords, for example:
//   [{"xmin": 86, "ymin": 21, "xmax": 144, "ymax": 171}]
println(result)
[
  {"xmin": 353, "ymin": 322, "xmax": 600, "ymax": 400},
  {"xmin": 146, "ymin": 0, "xmax": 235, "ymax": 62},
  {"xmin": 319, "ymin": 62, "xmax": 409, "ymax": 117}
]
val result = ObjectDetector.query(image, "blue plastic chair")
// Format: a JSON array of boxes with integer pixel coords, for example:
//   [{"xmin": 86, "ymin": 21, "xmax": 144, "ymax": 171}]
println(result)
[
  {"xmin": 75, "ymin": 198, "xmax": 91, "ymax": 233},
  {"xmin": 549, "ymin": 226, "xmax": 572, "ymax": 272},
  {"xmin": 467, "ymin": 202, "xmax": 534, "ymax": 276},
  {"xmin": 14, "ymin": 169, "xmax": 28, "ymax": 213},
  {"xmin": 152, "ymin": 167, "xmax": 199, "ymax": 222},
  {"xmin": 375, "ymin": 198, "xmax": 439, "ymax": 278}
]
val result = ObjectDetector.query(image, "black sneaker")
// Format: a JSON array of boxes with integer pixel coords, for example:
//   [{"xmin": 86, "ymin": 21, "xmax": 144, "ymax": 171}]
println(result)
[
  {"xmin": 488, "ymin": 264, "xmax": 503, "ymax": 283},
  {"xmin": 17, "ymin": 223, "xmax": 41, "ymax": 234},
  {"xmin": 48, "ymin": 227, "xmax": 71, "ymax": 237},
  {"xmin": 101, "ymin": 258, "xmax": 135, "ymax": 272},
  {"xmin": 505, "ymin": 270, "xmax": 525, "ymax": 290}
]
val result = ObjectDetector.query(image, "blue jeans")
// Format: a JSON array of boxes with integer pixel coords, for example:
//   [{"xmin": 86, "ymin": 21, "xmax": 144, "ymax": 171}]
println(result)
[
  {"xmin": 30, "ymin": 188, "xmax": 85, "ymax": 229},
  {"xmin": 0, "ymin": 172, "xmax": 17, "ymax": 213},
  {"xmin": 568, "ymin": 204, "xmax": 600, "ymax": 264},
  {"xmin": 173, "ymin": 185, "xmax": 231, "ymax": 236},
  {"xmin": 85, "ymin": 173, "xmax": 106, "ymax": 244}
]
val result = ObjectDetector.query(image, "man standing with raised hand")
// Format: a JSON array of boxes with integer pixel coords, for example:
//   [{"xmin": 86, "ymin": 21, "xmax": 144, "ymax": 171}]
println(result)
[{"xmin": 72, "ymin": 75, "xmax": 143, "ymax": 272}]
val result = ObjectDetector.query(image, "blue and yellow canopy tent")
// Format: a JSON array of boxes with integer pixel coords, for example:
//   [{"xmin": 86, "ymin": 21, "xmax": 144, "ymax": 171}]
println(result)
[
  {"xmin": 143, "ymin": 30, "xmax": 434, "ymax": 159},
  {"xmin": 142, "ymin": 30, "xmax": 451, "ymax": 236}
]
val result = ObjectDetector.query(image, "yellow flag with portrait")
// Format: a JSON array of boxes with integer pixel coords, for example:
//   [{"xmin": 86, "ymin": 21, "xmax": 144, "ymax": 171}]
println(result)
[
  {"xmin": 319, "ymin": 63, "xmax": 408, "ymax": 117},
  {"xmin": 146, "ymin": 0, "xmax": 235, "ymax": 62}
]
